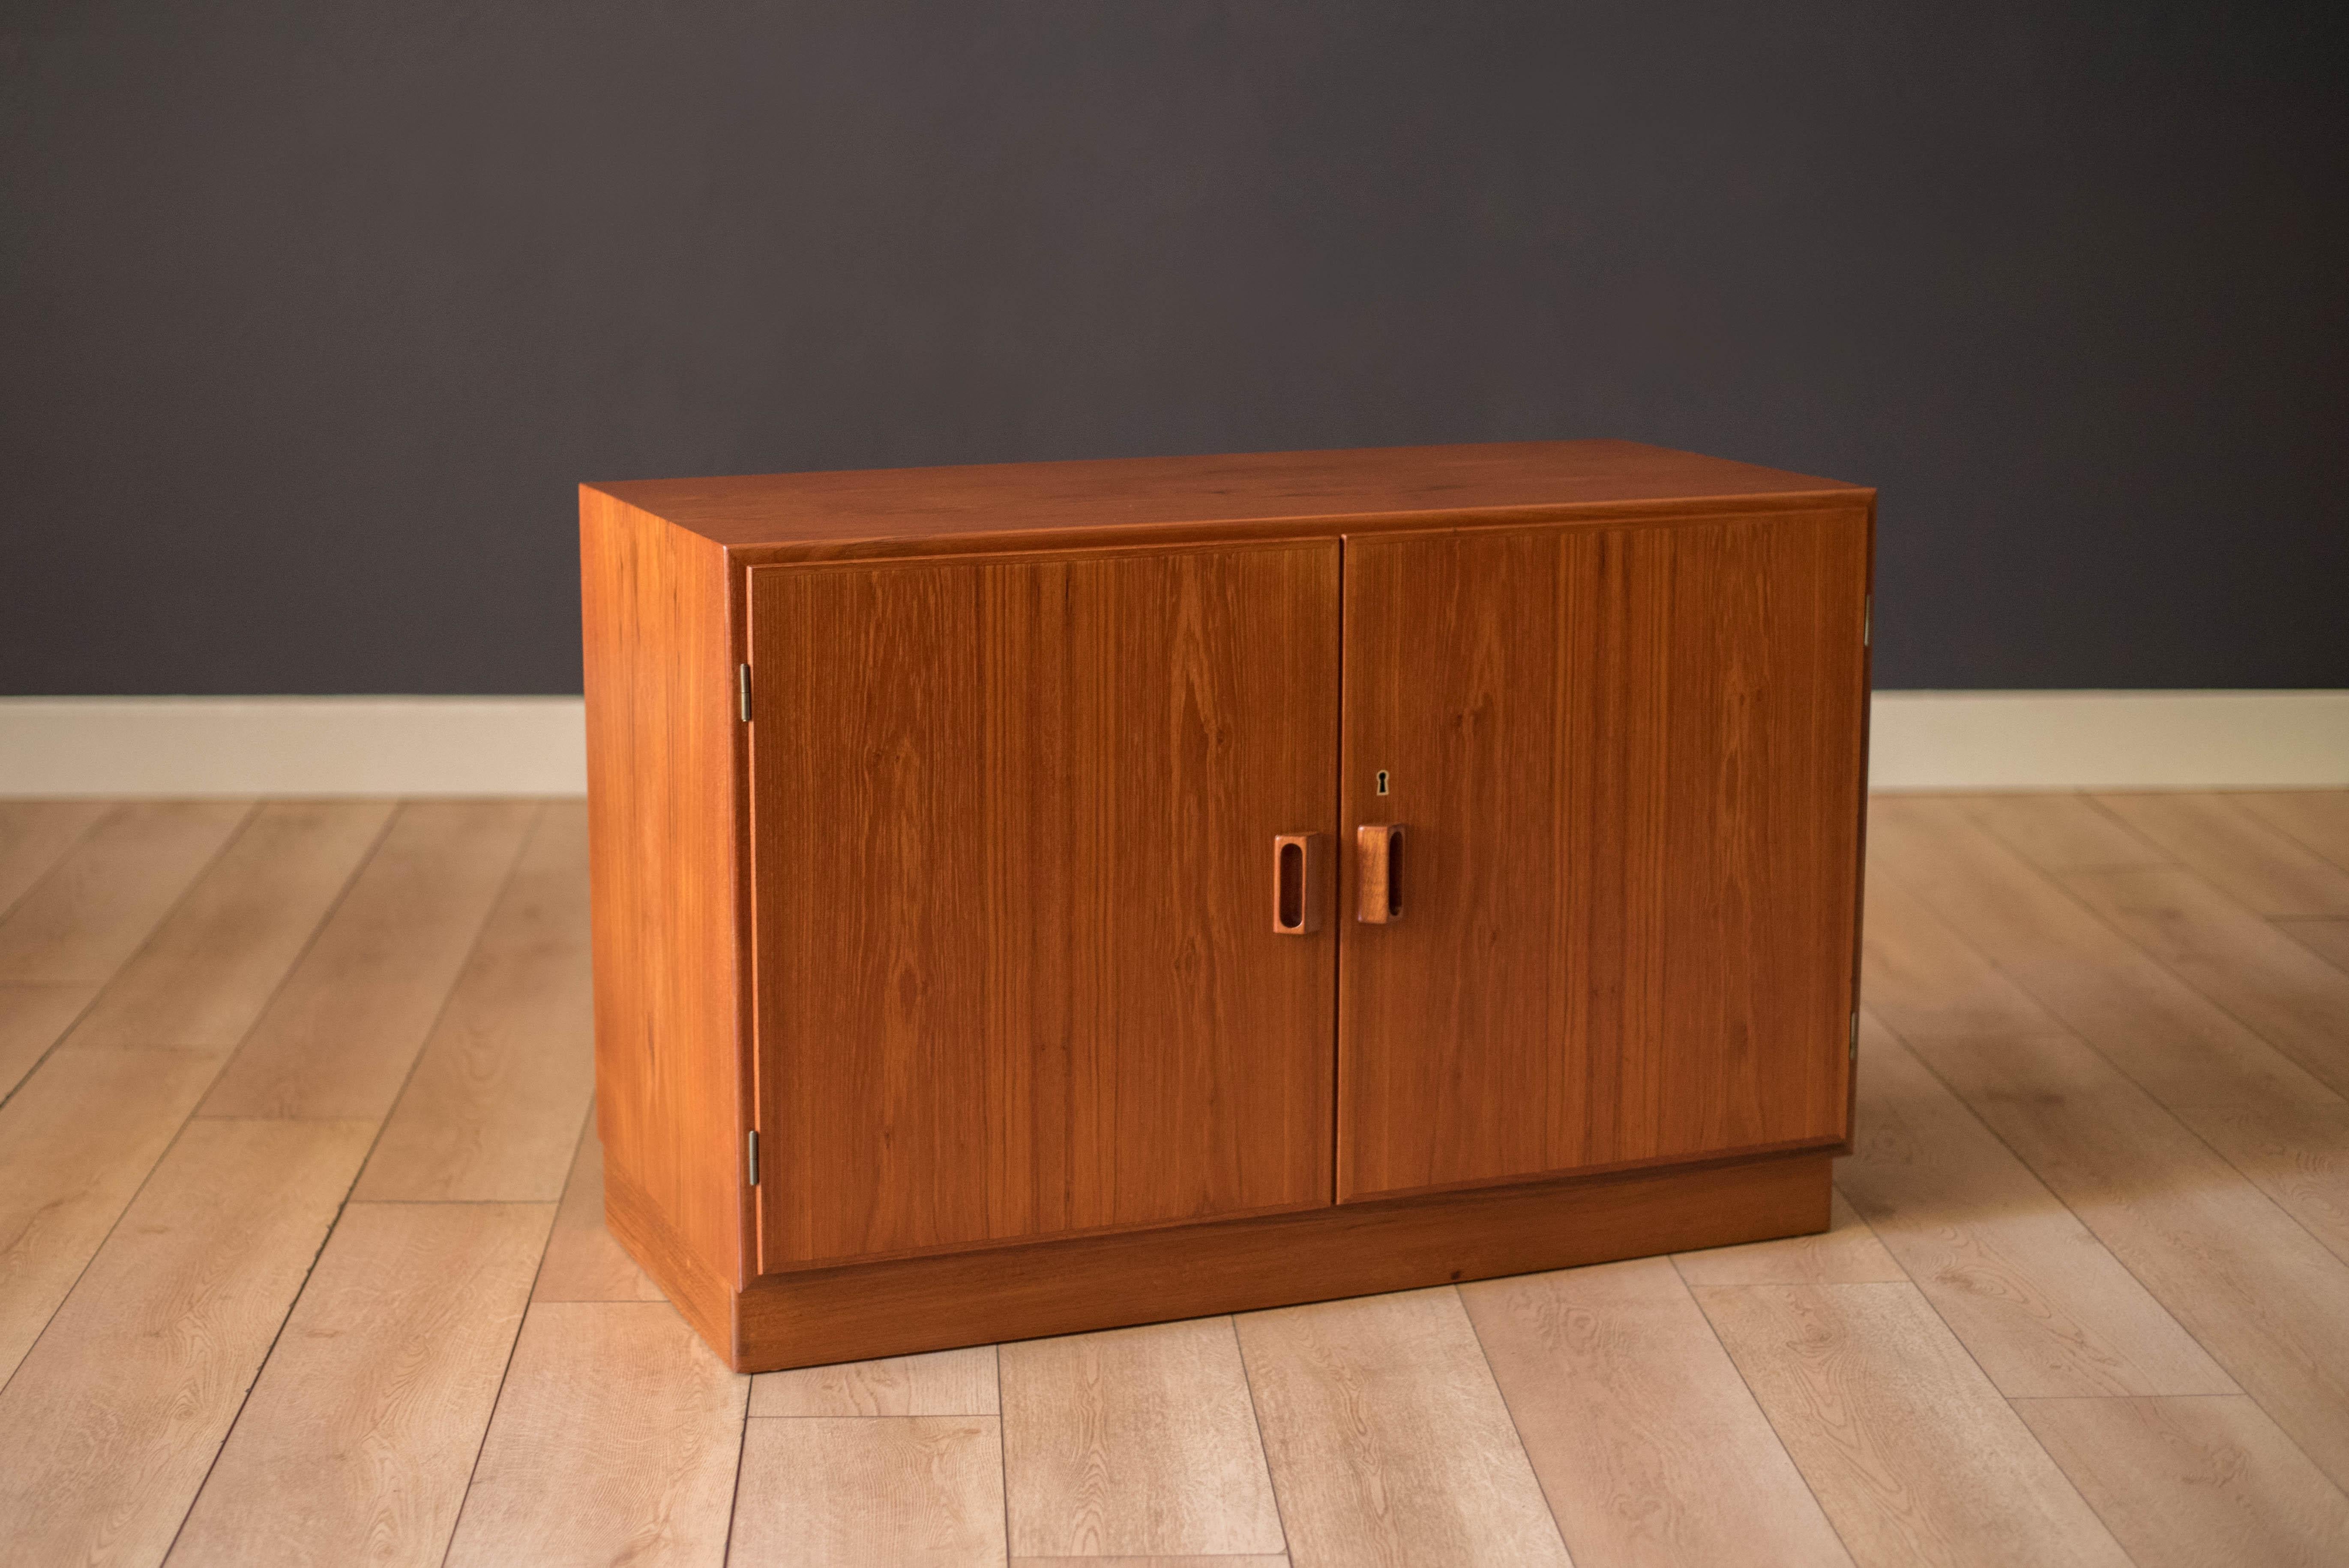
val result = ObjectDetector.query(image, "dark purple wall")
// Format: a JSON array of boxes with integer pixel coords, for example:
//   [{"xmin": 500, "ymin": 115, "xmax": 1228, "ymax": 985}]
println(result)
[{"xmin": 4, "ymin": 2, "xmax": 2342, "ymax": 693}]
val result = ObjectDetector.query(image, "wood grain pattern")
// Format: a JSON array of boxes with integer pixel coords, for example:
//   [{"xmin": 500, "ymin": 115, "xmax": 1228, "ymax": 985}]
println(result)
[
  {"xmin": 1696, "ymin": 1282, "xmax": 2132, "ymax": 1568},
  {"xmin": 0, "ymin": 1118, "xmax": 373, "ymax": 1568},
  {"xmin": 0, "ymin": 1043, "xmax": 225, "ymax": 1377},
  {"xmin": 2281, "ymin": 917, "xmax": 2349, "ymax": 973},
  {"xmin": 0, "ymin": 800, "xmax": 108, "ymax": 917},
  {"xmin": 1870, "ymin": 796, "xmax": 2349, "ymax": 1265},
  {"xmin": 1008, "ymin": 1559, "xmax": 1288, "ymax": 1567},
  {"xmin": 594, "ymin": 438, "xmax": 1867, "ymax": 559},
  {"xmin": 66, "ymin": 799, "xmax": 389, "ymax": 1050},
  {"xmin": 1843, "ymin": 1008, "xmax": 2232, "ymax": 1396},
  {"xmin": 754, "ymin": 1345, "xmax": 999, "ymax": 1418},
  {"xmin": 748, "ymin": 542, "xmax": 1339, "ymax": 1268},
  {"xmin": 731, "ymin": 1416, "xmax": 1007, "ymax": 1566},
  {"xmin": 725, "ymin": 1151, "xmax": 1829, "ymax": 1374},
  {"xmin": 1671, "ymin": 1188, "xmax": 1905, "ymax": 1286},
  {"xmin": 1236, "ymin": 1287, "xmax": 1571, "ymax": 1568},
  {"xmin": 2062, "ymin": 863, "xmax": 2349, "ymax": 1099},
  {"xmin": 0, "ymin": 980, "xmax": 92, "ymax": 1099},
  {"xmin": 2238, "ymin": 791, "xmax": 2349, "ymax": 877},
  {"xmin": 0, "ymin": 799, "xmax": 250, "ymax": 983},
  {"xmin": 354, "ymin": 802, "xmax": 594, "ymax": 1202},
  {"xmin": 1337, "ymin": 512, "xmax": 1866, "ymax": 1197},
  {"xmin": 1958, "ymin": 792, "xmax": 2169, "ymax": 872},
  {"xmin": 169, "ymin": 1201, "xmax": 555, "ymax": 1568},
  {"xmin": 2014, "ymin": 1394, "xmax": 2349, "ymax": 1568},
  {"xmin": 1461, "ymin": 1256, "xmax": 1854, "ymax": 1567},
  {"xmin": 1907, "ymin": 1026, "xmax": 2349, "ymax": 1492},
  {"xmin": 2093, "ymin": 792, "xmax": 2349, "ymax": 917},
  {"xmin": 447, "ymin": 1301, "xmax": 749, "ymax": 1568},
  {"xmin": 1001, "ymin": 1317, "xmax": 1284, "ymax": 1558},
  {"xmin": 581, "ymin": 484, "xmax": 748, "ymax": 1295},
  {"xmin": 533, "ymin": 1110, "xmax": 665, "ymax": 1303},
  {"xmin": 202, "ymin": 799, "xmax": 536, "ymax": 1118},
  {"xmin": 603, "ymin": 1158, "xmax": 738, "ymax": 1364}
]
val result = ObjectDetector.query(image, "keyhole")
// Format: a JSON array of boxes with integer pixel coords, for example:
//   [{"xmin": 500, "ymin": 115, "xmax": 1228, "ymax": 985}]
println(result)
[{"xmin": 1376, "ymin": 770, "xmax": 1390, "ymax": 796}]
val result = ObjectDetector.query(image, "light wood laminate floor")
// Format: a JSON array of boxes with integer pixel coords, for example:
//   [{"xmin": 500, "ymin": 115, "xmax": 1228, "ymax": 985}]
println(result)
[{"xmin": 3, "ymin": 791, "xmax": 2348, "ymax": 1566}]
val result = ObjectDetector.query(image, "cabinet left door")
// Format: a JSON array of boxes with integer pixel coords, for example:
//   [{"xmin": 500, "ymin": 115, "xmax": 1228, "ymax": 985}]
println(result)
[{"xmin": 746, "ymin": 541, "xmax": 1342, "ymax": 1272}]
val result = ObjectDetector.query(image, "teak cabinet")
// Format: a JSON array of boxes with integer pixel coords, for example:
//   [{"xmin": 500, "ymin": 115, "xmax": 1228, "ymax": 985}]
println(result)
[{"xmin": 581, "ymin": 440, "xmax": 1873, "ymax": 1373}]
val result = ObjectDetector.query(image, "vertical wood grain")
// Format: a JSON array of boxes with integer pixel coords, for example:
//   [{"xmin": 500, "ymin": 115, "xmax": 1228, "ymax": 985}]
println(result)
[
  {"xmin": 749, "ymin": 542, "xmax": 1339, "ymax": 1268},
  {"xmin": 446, "ymin": 1301, "xmax": 748, "ymax": 1568},
  {"xmin": 354, "ymin": 802, "xmax": 594, "ymax": 1202},
  {"xmin": 168, "ymin": 1201, "xmax": 555, "ymax": 1568},
  {"xmin": 201, "ymin": 800, "xmax": 536, "ymax": 1118},
  {"xmin": 1337, "ymin": 511, "xmax": 1866, "ymax": 1198},
  {"xmin": 2014, "ymin": 1395, "xmax": 2349, "ymax": 1568},
  {"xmin": 1696, "ymin": 1282, "xmax": 2132, "ymax": 1568},
  {"xmin": 730, "ymin": 1416, "xmax": 1008, "ymax": 1566},
  {"xmin": 581, "ymin": 486, "xmax": 748, "ymax": 1295},
  {"xmin": 60, "ymin": 800, "xmax": 390, "ymax": 1050},
  {"xmin": 1000, "ymin": 1318, "xmax": 1284, "ymax": 1559},
  {"xmin": 1236, "ymin": 1287, "xmax": 1571, "ymax": 1568},
  {"xmin": 0, "ymin": 1118, "xmax": 373, "ymax": 1568},
  {"xmin": 1462, "ymin": 1257, "xmax": 1855, "ymax": 1566}
]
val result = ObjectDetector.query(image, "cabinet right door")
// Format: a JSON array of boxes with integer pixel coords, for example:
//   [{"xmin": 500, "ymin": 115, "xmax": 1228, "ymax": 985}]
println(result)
[{"xmin": 1336, "ymin": 509, "xmax": 1870, "ymax": 1202}]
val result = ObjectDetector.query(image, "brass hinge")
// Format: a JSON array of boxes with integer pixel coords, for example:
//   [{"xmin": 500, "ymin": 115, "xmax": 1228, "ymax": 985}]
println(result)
[
  {"xmin": 737, "ymin": 664, "xmax": 753, "ymax": 723},
  {"xmin": 1862, "ymin": 595, "xmax": 1872, "ymax": 648},
  {"xmin": 1849, "ymin": 1011, "xmax": 1860, "ymax": 1060},
  {"xmin": 746, "ymin": 1128, "xmax": 760, "ymax": 1187}
]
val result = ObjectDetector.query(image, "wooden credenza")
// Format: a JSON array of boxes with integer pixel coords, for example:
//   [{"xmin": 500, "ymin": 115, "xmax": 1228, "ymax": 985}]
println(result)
[{"xmin": 580, "ymin": 440, "xmax": 1873, "ymax": 1372}]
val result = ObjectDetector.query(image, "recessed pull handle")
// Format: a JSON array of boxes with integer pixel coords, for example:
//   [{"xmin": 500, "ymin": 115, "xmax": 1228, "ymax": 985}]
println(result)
[
  {"xmin": 1272, "ymin": 833, "xmax": 1327, "ymax": 934},
  {"xmin": 1357, "ymin": 824, "xmax": 1404, "ymax": 923}
]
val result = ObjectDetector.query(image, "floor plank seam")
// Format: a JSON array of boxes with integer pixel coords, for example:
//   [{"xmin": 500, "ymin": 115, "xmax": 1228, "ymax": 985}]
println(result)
[
  {"xmin": 0, "ymin": 800, "xmax": 259, "ymax": 1119},
  {"xmin": 434, "ymin": 1167, "xmax": 574, "ymax": 1568},
  {"xmin": 1227, "ymin": 1313, "xmax": 1297, "ymax": 1565},
  {"xmin": 720, "ymin": 1370, "xmax": 753, "ymax": 1568},
  {"xmin": 340, "ymin": 799, "xmax": 545, "ymax": 1203},
  {"xmin": 135, "ymin": 801, "xmax": 466, "ymax": 1559},
  {"xmin": 2274, "ymin": 918, "xmax": 2349, "ymax": 978},
  {"xmin": 2235, "ymin": 797, "xmax": 2349, "ymax": 879},
  {"xmin": 0, "ymin": 804, "xmax": 106, "ymax": 928},
  {"xmin": 1885, "ymin": 832, "xmax": 2349, "ymax": 1273},
  {"xmin": 1854, "ymin": 999, "xmax": 2311, "ymax": 1470},
  {"xmin": 1672, "ymin": 1257, "xmax": 1873, "ymax": 1566},
  {"xmin": 1451, "ymin": 1281, "xmax": 1586, "ymax": 1566},
  {"xmin": 152, "ymin": 1115, "xmax": 366, "ymax": 1566},
  {"xmin": 996, "ymin": 1342, "xmax": 1014, "ymax": 1568}
]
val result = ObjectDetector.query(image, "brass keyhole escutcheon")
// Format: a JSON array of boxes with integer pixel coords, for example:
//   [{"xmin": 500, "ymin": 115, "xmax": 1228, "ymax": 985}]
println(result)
[{"xmin": 1376, "ymin": 769, "xmax": 1390, "ymax": 796}]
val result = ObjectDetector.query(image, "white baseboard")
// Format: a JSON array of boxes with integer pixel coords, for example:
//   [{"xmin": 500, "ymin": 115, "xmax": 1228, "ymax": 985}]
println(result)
[
  {"xmin": 1867, "ymin": 690, "xmax": 2349, "ymax": 790},
  {"xmin": 0, "ymin": 691, "xmax": 2342, "ymax": 797},
  {"xmin": 0, "ymin": 697, "xmax": 588, "ymax": 796}
]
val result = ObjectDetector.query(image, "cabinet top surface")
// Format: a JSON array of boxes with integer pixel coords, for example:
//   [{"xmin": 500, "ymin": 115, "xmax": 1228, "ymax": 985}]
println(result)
[{"xmin": 584, "ymin": 440, "xmax": 1870, "ymax": 552}]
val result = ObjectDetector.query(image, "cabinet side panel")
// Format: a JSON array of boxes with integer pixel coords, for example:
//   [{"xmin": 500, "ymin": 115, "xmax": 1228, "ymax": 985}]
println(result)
[{"xmin": 580, "ymin": 487, "xmax": 744, "ymax": 1289}]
